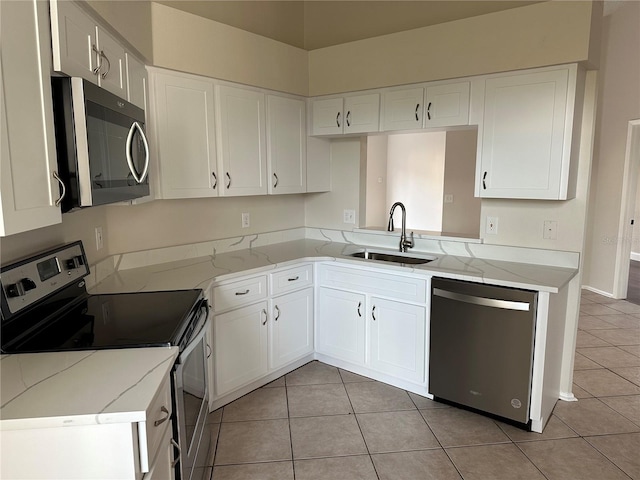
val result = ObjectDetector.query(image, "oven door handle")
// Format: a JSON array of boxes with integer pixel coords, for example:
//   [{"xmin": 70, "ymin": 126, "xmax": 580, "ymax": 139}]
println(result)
[
  {"xmin": 178, "ymin": 304, "xmax": 210, "ymax": 363},
  {"xmin": 125, "ymin": 121, "xmax": 150, "ymax": 184}
]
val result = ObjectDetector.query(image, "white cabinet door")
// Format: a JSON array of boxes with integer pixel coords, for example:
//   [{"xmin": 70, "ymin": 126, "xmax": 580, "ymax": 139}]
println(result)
[
  {"xmin": 151, "ymin": 71, "xmax": 218, "ymax": 199},
  {"xmin": 269, "ymin": 287, "xmax": 314, "ymax": 370},
  {"xmin": 476, "ymin": 66, "xmax": 575, "ymax": 199},
  {"xmin": 381, "ymin": 87, "xmax": 424, "ymax": 131},
  {"xmin": 311, "ymin": 97, "xmax": 344, "ymax": 135},
  {"xmin": 266, "ymin": 95, "xmax": 306, "ymax": 194},
  {"xmin": 216, "ymin": 85, "xmax": 268, "ymax": 196},
  {"xmin": 145, "ymin": 424, "xmax": 175, "ymax": 480},
  {"xmin": 0, "ymin": 0, "xmax": 62, "ymax": 237},
  {"xmin": 344, "ymin": 94, "xmax": 380, "ymax": 134},
  {"xmin": 424, "ymin": 82, "xmax": 470, "ymax": 128},
  {"xmin": 214, "ymin": 302, "xmax": 269, "ymax": 396},
  {"xmin": 126, "ymin": 53, "xmax": 147, "ymax": 110},
  {"xmin": 317, "ymin": 287, "xmax": 366, "ymax": 365},
  {"xmin": 95, "ymin": 27, "xmax": 126, "ymax": 98},
  {"xmin": 49, "ymin": 0, "xmax": 99, "ymax": 82},
  {"xmin": 369, "ymin": 297, "xmax": 426, "ymax": 384}
]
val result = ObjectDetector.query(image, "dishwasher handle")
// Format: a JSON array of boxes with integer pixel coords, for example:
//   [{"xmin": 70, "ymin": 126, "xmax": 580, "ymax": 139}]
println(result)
[{"xmin": 433, "ymin": 288, "xmax": 530, "ymax": 312}]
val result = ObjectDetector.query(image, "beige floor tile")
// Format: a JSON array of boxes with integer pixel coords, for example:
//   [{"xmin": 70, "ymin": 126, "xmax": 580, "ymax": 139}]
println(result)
[
  {"xmin": 287, "ymin": 383, "xmax": 353, "ymax": 417},
  {"xmin": 356, "ymin": 410, "xmax": 439, "ymax": 453},
  {"xmin": 552, "ymin": 398, "xmax": 640, "ymax": 436},
  {"xmin": 222, "ymin": 387, "xmax": 288, "ymax": 422},
  {"xmin": 573, "ymin": 368, "xmax": 640, "ymax": 396},
  {"xmin": 192, "ymin": 467, "xmax": 212, "ymax": 480},
  {"xmin": 496, "ymin": 415, "xmax": 578, "ymax": 442},
  {"xmin": 519, "ymin": 438, "xmax": 630, "ymax": 480},
  {"xmin": 580, "ymin": 303, "xmax": 624, "ymax": 316},
  {"xmin": 345, "ymin": 381, "xmax": 415, "ymax": 413},
  {"xmin": 608, "ymin": 301, "xmax": 640, "ymax": 315},
  {"xmin": 600, "ymin": 395, "xmax": 640, "ymax": 424},
  {"xmin": 590, "ymin": 328, "xmax": 640, "ymax": 346},
  {"xmin": 294, "ymin": 455, "xmax": 378, "ymax": 480},
  {"xmin": 621, "ymin": 345, "xmax": 640, "ymax": 357},
  {"xmin": 585, "ymin": 433, "xmax": 640, "ymax": 479},
  {"xmin": 290, "ymin": 415, "xmax": 367, "ymax": 459},
  {"xmin": 571, "ymin": 383, "xmax": 593, "ymax": 398},
  {"xmin": 372, "ymin": 450, "xmax": 462, "ymax": 480},
  {"xmin": 594, "ymin": 314, "xmax": 640, "ymax": 329},
  {"xmin": 447, "ymin": 443, "xmax": 545, "ymax": 480},
  {"xmin": 577, "ymin": 346, "xmax": 640, "ymax": 368},
  {"xmin": 580, "ymin": 297, "xmax": 595, "ymax": 304},
  {"xmin": 611, "ymin": 366, "xmax": 640, "ymax": 386},
  {"xmin": 211, "ymin": 461, "xmax": 294, "ymax": 480},
  {"xmin": 339, "ymin": 369, "xmax": 375, "ymax": 383},
  {"xmin": 579, "ymin": 315, "xmax": 617, "ymax": 330},
  {"xmin": 205, "ymin": 422, "xmax": 221, "ymax": 466},
  {"xmin": 206, "ymin": 408, "xmax": 223, "ymax": 424},
  {"xmin": 262, "ymin": 376, "xmax": 286, "ymax": 388},
  {"xmin": 581, "ymin": 291, "xmax": 610, "ymax": 301},
  {"xmin": 214, "ymin": 419, "xmax": 292, "ymax": 465},
  {"xmin": 420, "ymin": 407, "xmax": 509, "ymax": 447},
  {"xmin": 573, "ymin": 352, "xmax": 603, "ymax": 370},
  {"xmin": 575, "ymin": 331, "xmax": 612, "ymax": 348},
  {"xmin": 408, "ymin": 392, "xmax": 449, "ymax": 409},
  {"xmin": 285, "ymin": 361, "xmax": 342, "ymax": 385}
]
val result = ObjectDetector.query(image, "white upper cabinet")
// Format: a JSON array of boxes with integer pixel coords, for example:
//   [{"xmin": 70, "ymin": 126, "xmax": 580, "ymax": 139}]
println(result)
[
  {"xmin": 216, "ymin": 85, "xmax": 268, "ymax": 196},
  {"xmin": 267, "ymin": 95, "xmax": 306, "ymax": 194},
  {"xmin": 311, "ymin": 94, "xmax": 380, "ymax": 136},
  {"xmin": 1, "ymin": 0, "xmax": 62, "ymax": 236},
  {"xmin": 475, "ymin": 65, "xmax": 580, "ymax": 200},
  {"xmin": 94, "ymin": 27, "xmax": 126, "ymax": 98},
  {"xmin": 150, "ymin": 70, "xmax": 218, "ymax": 199},
  {"xmin": 381, "ymin": 87, "xmax": 424, "ymax": 131},
  {"xmin": 424, "ymin": 82, "xmax": 470, "ymax": 128},
  {"xmin": 125, "ymin": 53, "xmax": 146, "ymax": 110}
]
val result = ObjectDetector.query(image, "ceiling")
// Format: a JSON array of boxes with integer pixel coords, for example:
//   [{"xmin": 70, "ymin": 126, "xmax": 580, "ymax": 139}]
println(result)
[{"xmin": 156, "ymin": 1, "xmax": 542, "ymax": 50}]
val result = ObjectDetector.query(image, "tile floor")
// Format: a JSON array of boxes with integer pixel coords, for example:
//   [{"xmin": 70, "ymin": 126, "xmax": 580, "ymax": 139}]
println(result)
[{"xmin": 200, "ymin": 290, "xmax": 640, "ymax": 479}]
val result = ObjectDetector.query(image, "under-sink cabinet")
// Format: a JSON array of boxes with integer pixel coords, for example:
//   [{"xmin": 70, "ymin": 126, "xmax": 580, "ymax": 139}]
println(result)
[{"xmin": 316, "ymin": 264, "xmax": 428, "ymax": 387}]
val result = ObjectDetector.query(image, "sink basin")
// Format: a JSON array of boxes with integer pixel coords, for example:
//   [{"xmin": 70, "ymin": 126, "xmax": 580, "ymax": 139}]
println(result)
[{"xmin": 348, "ymin": 249, "xmax": 437, "ymax": 265}]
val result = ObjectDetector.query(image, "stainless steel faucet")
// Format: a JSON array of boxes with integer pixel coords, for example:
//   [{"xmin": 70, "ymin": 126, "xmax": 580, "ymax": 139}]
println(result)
[{"xmin": 387, "ymin": 202, "xmax": 414, "ymax": 252}]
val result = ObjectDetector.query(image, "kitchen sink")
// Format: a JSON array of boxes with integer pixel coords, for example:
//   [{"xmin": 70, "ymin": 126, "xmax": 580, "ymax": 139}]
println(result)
[{"xmin": 347, "ymin": 249, "xmax": 437, "ymax": 265}]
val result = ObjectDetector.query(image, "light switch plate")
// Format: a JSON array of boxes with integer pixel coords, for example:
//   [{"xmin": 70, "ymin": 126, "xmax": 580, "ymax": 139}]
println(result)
[
  {"xmin": 241, "ymin": 213, "xmax": 250, "ymax": 228},
  {"xmin": 543, "ymin": 220, "xmax": 558, "ymax": 240},
  {"xmin": 343, "ymin": 209, "xmax": 356, "ymax": 224}
]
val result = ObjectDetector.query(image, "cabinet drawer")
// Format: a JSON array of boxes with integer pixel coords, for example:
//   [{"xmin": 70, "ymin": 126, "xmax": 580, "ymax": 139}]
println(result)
[
  {"xmin": 213, "ymin": 275, "xmax": 268, "ymax": 311},
  {"xmin": 271, "ymin": 264, "xmax": 313, "ymax": 295},
  {"xmin": 140, "ymin": 376, "xmax": 172, "ymax": 473},
  {"xmin": 319, "ymin": 264, "xmax": 427, "ymax": 303}
]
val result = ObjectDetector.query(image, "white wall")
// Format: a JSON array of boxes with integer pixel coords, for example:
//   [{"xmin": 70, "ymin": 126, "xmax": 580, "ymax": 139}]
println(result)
[{"xmin": 364, "ymin": 135, "xmax": 388, "ymax": 228}]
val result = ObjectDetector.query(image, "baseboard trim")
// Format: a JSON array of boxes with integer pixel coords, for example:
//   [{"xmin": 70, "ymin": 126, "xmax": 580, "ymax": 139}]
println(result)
[
  {"xmin": 631, "ymin": 252, "xmax": 640, "ymax": 262},
  {"xmin": 559, "ymin": 392, "xmax": 578, "ymax": 402},
  {"xmin": 581, "ymin": 285, "xmax": 615, "ymax": 298}
]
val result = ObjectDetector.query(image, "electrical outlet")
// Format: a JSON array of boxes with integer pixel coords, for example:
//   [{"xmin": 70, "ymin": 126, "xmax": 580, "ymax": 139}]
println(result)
[
  {"xmin": 486, "ymin": 216, "xmax": 498, "ymax": 235},
  {"xmin": 444, "ymin": 194, "xmax": 454, "ymax": 204},
  {"xmin": 343, "ymin": 209, "xmax": 356, "ymax": 224},
  {"xmin": 241, "ymin": 213, "xmax": 250, "ymax": 228},
  {"xmin": 95, "ymin": 226, "xmax": 104, "ymax": 250},
  {"xmin": 543, "ymin": 220, "xmax": 558, "ymax": 240}
]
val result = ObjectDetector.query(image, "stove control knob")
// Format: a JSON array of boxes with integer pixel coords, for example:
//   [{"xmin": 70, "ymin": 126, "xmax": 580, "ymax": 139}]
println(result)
[
  {"xmin": 6, "ymin": 278, "xmax": 36, "ymax": 297},
  {"xmin": 65, "ymin": 255, "xmax": 85, "ymax": 270}
]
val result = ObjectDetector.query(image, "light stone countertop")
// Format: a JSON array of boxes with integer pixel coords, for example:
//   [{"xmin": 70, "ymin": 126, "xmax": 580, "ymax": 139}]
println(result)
[
  {"xmin": 91, "ymin": 239, "xmax": 578, "ymax": 295},
  {"xmin": 0, "ymin": 347, "xmax": 178, "ymax": 431}
]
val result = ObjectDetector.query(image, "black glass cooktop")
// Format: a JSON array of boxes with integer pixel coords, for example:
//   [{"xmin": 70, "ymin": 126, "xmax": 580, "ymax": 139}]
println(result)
[{"xmin": 2, "ymin": 289, "xmax": 203, "ymax": 354}]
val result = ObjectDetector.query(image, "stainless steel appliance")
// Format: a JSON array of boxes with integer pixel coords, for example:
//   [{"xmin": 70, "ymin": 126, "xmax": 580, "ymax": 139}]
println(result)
[
  {"xmin": 429, "ymin": 277, "xmax": 537, "ymax": 427},
  {"xmin": 51, "ymin": 77, "xmax": 150, "ymax": 212},
  {"xmin": 1, "ymin": 241, "xmax": 211, "ymax": 480}
]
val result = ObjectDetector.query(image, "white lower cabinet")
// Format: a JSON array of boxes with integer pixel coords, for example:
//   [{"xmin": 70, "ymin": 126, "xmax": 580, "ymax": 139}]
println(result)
[
  {"xmin": 143, "ymin": 420, "xmax": 175, "ymax": 480},
  {"xmin": 214, "ymin": 301, "xmax": 269, "ymax": 397},
  {"xmin": 269, "ymin": 287, "xmax": 314, "ymax": 369},
  {"xmin": 316, "ymin": 287, "xmax": 366, "ymax": 365}
]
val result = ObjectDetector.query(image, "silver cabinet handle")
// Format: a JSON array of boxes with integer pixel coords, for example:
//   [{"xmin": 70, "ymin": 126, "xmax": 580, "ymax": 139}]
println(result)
[
  {"xmin": 226, "ymin": 172, "xmax": 231, "ymax": 189},
  {"xmin": 171, "ymin": 439, "xmax": 181, "ymax": 468},
  {"xmin": 482, "ymin": 171, "xmax": 487, "ymax": 190},
  {"xmin": 154, "ymin": 406, "xmax": 170, "ymax": 427},
  {"xmin": 346, "ymin": 110, "xmax": 351, "ymax": 127},
  {"xmin": 372, "ymin": 305, "xmax": 376, "ymax": 321},
  {"xmin": 427, "ymin": 102, "xmax": 432, "ymax": 120},
  {"xmin": 206, "ymin": 343, "xmax": 212, "ymax": 359},
  {"xmin": 336, "ymin": 111, "xmax": 341, "ymax": 127},
  {"xmin": 262, "ymin": 308, "xmax": 268, "ymax": 325},
  {"xmin": 273, "ymin": 172, "xmax": 279, "ymax": 188},
  {"xmin": 125, "ymin": 122, "xmax": 149, "ymax": 184},
  {"xmin": 235, "ymin": 289, "xmax": 250, "ymax": 296},
  {"xmin": 287, "ymin": 276, "xmax": 299, "ymax": 282},
  {"xmin": 357, "ymin": 301, "xmax": 362, "ymax": 317},
  {"xmin": 53, "ymin": 171, "xmax": 66, "ymax": 207},
  {"xmin": 91, "ymin": 45, "xmax": 102, "ymax": 75},
  {"xmin": 212, "ymin": 171, "xmax": 217, "ymax": 189},
  {"xmin": 99, "ymin": 51, "xmax": 111, "ymax": 79},
  {"xmin": 415, "ymin": 104, "xmax": 420, "ymax": 121},
  {"xmin": 274, "ymin": 305, "xmax": 280, "ymax": 321}
]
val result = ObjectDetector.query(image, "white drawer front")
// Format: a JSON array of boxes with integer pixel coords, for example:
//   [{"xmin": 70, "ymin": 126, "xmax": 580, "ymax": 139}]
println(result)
[
  {"xmin": 319, "ymin": 264, "xmax": 427, "ymax": 303},
  {"xmin": 271, "ymin": 264, "xmax": 313, "ymax": 296},
  {"xmin": 213, "ymin": 275, "xmax": 268, "ymax": 312}
]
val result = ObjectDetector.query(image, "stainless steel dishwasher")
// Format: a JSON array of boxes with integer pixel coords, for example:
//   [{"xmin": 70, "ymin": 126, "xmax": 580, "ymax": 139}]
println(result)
[{"xmin": 429, "ymin": 277, "xmax": 537, "ymax": 427}]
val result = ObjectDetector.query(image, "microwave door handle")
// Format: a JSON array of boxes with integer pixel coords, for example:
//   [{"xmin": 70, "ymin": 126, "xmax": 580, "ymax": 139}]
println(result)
[{"xmin": 125, "ymin": 122, "xmax": 150, "ymax": 184}]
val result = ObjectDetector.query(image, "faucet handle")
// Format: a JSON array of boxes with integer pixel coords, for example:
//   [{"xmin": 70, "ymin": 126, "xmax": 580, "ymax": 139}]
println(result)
[{"xmin": 406, "ymin": 231, "xmax": 414, "ymax": 249}]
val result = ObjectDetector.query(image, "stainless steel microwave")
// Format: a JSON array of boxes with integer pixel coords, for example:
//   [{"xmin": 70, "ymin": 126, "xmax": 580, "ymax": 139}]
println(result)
[{"xmin": 51, "ymin": 77, "xmax": 150, "ymax": 212}]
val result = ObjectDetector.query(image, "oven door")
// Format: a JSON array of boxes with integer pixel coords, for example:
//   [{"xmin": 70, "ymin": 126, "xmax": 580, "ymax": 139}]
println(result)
[{"xmin": 173, "ymin": 308, "xmax": 211, "ymax": 480}]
